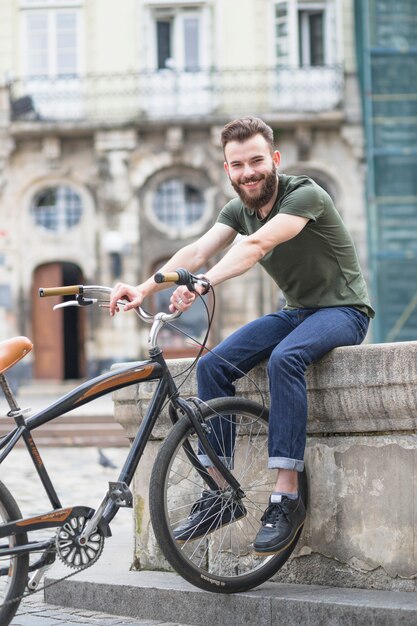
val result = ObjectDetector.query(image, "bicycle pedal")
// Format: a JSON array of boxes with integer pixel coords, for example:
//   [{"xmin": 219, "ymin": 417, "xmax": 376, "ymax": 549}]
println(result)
[{"xmin": 108, "ymin": 481, "xmax": 133, "ymax": 507}]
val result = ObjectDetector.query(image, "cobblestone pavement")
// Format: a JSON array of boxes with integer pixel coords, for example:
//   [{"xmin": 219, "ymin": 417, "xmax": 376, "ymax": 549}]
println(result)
[
  {"xmin": 12, "ymin": 594, "xmax": 191, "ymax": 626},
  {"xmin": 0, "ymin": 446, "xmax": 129, "ymax": 523},
  {"xmin": 0, "ymin": 447, "xmax": 193, "ymax": 626}
]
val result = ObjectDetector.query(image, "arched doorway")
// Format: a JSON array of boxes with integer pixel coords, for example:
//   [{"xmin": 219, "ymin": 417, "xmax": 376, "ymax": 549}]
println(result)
[{"xmin": 32, "ymin": 262, "xmax": 86, "ymax": 380}]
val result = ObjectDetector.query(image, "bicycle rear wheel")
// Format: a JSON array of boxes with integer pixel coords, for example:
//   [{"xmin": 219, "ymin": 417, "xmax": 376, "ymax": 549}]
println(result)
[
  {"xmin": 149, "ymin": 397, "xmax": 308, "ymax": 593},
  {"xmin": 0, "ymin": 480, "xmax": 29, "ymax": 625}
]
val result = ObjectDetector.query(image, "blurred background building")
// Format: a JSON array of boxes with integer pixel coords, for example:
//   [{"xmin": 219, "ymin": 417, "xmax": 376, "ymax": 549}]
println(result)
[
  {"xmin": 355, "ymin": 0, "xmax": 417, "ymax": 343},
  {"xmin": 0, "ymin": 0, "xmax": 383, "ymax": 384}
]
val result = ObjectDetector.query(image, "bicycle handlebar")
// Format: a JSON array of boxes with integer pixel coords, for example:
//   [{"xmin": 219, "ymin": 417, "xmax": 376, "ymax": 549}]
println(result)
[
  {"xmin": 37, "ymin": 272, "xmax": 211, "ymax": 350},
  {"xmin": 38, "ymin": 284, "xmax": 181, "ymax": 325},
  {"xmin": 154, "ymin": 268, "xmax": 190, "ymax": 285},
  {"xmin": 39, "ymin": 285, "xmax": 83, "ymax": 297},
  {"xmin": 39, "ymin": 270, "xmax": 209, "ymax": 302},
  {"xmin": 154, "ymin": 268, "xmax": 210, "ymax": 294}
]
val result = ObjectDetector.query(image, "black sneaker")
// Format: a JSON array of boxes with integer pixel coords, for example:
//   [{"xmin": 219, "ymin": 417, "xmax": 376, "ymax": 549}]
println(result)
[
  {"xmin": 173, "ymin": 490, "xmax": 246, "ymax": 543},
  {"xmin": 253, "ymin": 495, "xmax": 306, "ymax": 555}
]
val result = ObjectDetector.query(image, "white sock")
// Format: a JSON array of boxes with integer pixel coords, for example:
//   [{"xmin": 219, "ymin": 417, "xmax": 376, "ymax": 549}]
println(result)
[{"xmin": 271, "ymin": 491, "xmax": 298, "ymax": 503}]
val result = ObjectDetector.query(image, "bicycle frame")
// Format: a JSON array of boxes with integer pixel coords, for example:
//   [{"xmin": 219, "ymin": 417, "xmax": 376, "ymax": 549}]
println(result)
[
  {"xmin": 0, "ymin": 277, "xmax": 241, "ymax": 574},
  {"xmin": 0, "ymin": 351, "xmax": 239, "ymax": 565}
]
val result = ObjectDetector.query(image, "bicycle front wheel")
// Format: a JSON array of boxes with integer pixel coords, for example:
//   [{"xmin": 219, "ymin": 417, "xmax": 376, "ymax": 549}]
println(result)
[
  {"xmin": 150, "ymin": 397, "xmax": 307, "ymax": 593},
  {"xmin": 0, "ymin": 480, "xmax": 29, "ymax": 625}
]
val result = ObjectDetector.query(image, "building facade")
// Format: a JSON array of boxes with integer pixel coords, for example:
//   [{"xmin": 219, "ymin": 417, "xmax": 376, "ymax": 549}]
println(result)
[
  {"xmin": 0, "ymin": 0, "xmax": 368, "ymax": 382},
  {"xmin": 355, "ymin": 0, "xmax": 417, "ymax": 343}
]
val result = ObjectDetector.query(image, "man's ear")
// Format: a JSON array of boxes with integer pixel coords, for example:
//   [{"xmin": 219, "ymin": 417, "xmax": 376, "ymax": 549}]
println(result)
[
  {"xmin": 273, "ymin": 150, "xmax": 281, "ymax": 167},
  {"xmin": 223, "ymin": 161, "xmax": 229, "ymax": 176}
]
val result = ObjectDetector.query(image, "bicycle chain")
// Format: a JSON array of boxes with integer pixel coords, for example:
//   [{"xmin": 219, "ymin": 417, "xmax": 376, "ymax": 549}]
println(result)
[{"xmin": 0, "ymin": 548, "xmax": 97, "ymax": 613}]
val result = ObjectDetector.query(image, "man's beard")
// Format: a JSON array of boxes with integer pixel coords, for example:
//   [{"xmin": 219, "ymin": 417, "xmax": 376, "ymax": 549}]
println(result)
[{"xmin": 230, "ymin": 166, "xmax": 278, "ymax": 213}]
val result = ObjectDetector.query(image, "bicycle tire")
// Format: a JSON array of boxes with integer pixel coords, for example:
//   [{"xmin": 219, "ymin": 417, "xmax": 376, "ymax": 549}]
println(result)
[
  {"xmin": 0, "ymin": 480, "xmax": 29, "ymax": 625},
  {"xmin": 149, "ymin": 397, "xmax": 308, "ymax": 594}
]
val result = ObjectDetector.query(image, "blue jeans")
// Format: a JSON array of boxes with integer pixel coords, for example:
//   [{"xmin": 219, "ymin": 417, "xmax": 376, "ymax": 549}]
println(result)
[{"xmin": 197, "ymin": 306, "xmax": 369, "ymax": 472}]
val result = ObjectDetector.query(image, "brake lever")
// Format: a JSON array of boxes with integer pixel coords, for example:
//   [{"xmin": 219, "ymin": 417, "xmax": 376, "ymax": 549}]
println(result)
[
  {"xmin": 53, "ymin": 301, "xmax": 81, "ymax": 310},
  {"xmin": 53, "ymin": 297, "xmax": 97, "ymax": 310}
]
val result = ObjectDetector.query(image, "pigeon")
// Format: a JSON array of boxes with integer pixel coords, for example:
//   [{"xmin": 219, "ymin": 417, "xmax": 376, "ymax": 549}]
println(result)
[{"xmin": 98, "ymin": 448, "xmax": 117, "ymax": 469}]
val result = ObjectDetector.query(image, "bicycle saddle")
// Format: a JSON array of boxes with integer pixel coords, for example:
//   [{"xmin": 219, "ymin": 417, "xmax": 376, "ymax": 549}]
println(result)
[{"xmin": 0, "ymin": 336, "xmax": 33, "ymax": 374}]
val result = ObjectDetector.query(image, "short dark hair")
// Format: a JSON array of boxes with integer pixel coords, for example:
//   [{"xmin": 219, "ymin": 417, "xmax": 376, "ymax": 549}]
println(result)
[{"xmin": 220, "ymin": 116, "xmax": 274, "ymax": 153}]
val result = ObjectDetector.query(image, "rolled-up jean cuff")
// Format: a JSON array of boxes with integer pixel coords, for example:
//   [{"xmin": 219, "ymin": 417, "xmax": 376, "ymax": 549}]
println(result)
[
  {"xmin": 268, "ymin": 457, "xmax": 304, "ymax": 472},
  {"xmin": 197, "ymin": 454, "xmax": 234, "ymax": 470}
]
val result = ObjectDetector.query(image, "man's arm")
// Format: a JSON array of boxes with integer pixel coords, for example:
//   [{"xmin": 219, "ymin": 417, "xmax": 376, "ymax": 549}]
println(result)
[
  {"xmin": 109, "ymin": 223, "xmax": 236, "ymax": 314},
  {"xmin": 205, "ymin": 213, "xmax": 308, "ymax": 287},
  {"xmin": 157, "ymin": 222, "xmax": 237, "ymax": 275},
  {"xmin": 168, "ymin": 213, "xmax": 308, "ymax": 313}
]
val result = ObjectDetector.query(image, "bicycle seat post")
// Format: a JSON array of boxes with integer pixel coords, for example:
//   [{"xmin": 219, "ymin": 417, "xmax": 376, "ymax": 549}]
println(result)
[{"xmin": 0, "ymin": 373, "xmax": 20, "ymax": 414}]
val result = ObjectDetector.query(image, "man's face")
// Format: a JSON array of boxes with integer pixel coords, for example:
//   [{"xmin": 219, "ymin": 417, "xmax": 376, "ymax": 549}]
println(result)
[{"xmin": 224, "ymin": 134, "xmax": 281, "ymax": 212}]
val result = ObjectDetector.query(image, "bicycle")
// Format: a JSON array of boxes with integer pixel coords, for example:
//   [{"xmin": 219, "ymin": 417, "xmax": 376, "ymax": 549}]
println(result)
[{"xmin": 0, "ymin": 270, "xmax": 308, "ymax": 625}]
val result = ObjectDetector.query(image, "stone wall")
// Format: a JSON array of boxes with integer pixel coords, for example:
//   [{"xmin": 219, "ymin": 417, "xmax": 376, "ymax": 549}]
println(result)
[{"xmin": 113, "ymin": 340, "xmax": 417, "ymax": 591}]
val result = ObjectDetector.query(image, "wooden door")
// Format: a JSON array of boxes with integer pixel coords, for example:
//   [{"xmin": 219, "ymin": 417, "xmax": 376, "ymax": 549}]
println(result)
[
  {"xmin": 32, "ymin": 264, "xmax": 64, "ymax": 379},
  {"xmin": 32, "ymin": 262, "xmax": 85, "ymax": 380}
]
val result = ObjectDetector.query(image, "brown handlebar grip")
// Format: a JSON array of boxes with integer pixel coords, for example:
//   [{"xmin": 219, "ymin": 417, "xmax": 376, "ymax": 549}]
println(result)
[
  {"xmin": 39, "ymin": 285, "xmax": 83, "ymax": 297},
  {"xmin": 154, "ymin": 272, "xmax": 180, "ymax": 284}
]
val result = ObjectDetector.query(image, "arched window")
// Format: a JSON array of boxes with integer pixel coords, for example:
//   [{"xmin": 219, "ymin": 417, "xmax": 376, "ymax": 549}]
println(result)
[
  {"xmin": 152, "ymin": 179, "xmax": 205, "ymax": 228},
  {"xmin": 31, "ymin": 186, "xmax": 83, "ymax": 232}
]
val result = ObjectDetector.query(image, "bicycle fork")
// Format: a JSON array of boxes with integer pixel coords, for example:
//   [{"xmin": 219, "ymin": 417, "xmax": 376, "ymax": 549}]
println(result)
[{"xmin": 174, "ymin": 397, "xmax": 245, "ymax": 501}]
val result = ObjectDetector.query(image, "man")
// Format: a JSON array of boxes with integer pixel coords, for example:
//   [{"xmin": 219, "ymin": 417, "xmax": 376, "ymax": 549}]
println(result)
[{"xmin": 110, "ymin": 116, "xmax": 374, "ymax": 556}]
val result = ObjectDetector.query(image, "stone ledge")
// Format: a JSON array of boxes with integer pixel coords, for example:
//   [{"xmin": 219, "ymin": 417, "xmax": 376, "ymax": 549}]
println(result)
[
  {"xmin": 112, "ymin": 341, "xmax": 417, "ymax": 591},
  {"xmin": 113, "ymin": 341, "xmax": 417, "ymax": 438}
]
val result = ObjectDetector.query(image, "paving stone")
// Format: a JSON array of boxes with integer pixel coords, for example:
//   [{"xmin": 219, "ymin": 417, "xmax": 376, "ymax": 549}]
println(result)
[{"xmin": 6, "ymin": 447, "xmax": 192, "ymax": 626}]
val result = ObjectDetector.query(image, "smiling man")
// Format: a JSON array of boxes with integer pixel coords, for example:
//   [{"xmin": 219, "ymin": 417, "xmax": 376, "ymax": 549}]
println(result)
[{"xmin": 110, "ymin": 116, "xmax": 374, "ymax": 556}]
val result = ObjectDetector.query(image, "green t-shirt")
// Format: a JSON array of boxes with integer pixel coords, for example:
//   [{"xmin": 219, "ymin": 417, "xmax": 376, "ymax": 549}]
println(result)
[{"xmin": 217, "ymin": 174, "xmax": 375, "ymax": 318}]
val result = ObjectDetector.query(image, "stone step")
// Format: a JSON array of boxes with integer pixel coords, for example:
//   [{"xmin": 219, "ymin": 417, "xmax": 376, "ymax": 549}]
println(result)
[
  {"xmin": 46, "ymin": 570, "xmax": 417, "ymax": 626},
  {"xmin": 0, "ymin": 414, "xmax": 128, "ymax": 447},
  {"xmin": 0, "ymin": 378, "xmax": 128, "ymax": 446},
  {"xmin": 17, "ymin": 380, "xmax": 83, "ymax": 396},
  {"xmin": 45, "ymin": 494, "xmax": 417, "ymax": 626}
]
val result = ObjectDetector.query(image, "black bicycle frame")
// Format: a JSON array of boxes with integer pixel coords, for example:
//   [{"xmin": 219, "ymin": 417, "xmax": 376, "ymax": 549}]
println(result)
[
  {"xmin": 0, "ymin": 356, "xmax": 167, "ymax": 540},
  {"xmin": 0, "ymin": 349, "xmax": 240, "ymax": 557}
]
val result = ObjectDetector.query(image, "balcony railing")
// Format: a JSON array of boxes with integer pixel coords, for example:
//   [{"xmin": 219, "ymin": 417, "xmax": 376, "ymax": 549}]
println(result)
[{"xmin": 8, "ymin": 65, "xmax": 344, "ymax": 123}]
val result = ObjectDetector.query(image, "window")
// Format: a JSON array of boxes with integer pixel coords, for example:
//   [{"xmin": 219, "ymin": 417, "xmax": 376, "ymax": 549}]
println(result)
[
  {"xmin": 183, "ymin": 15, "xmax": 199, "ymax": 70},
  {"xmin": 24, "ymin": 8, "xmax": 80, "ymax": 77},
  {"xmin": 56, "ymin": 12, "xmax": 78, "ymax": 75},
  {"xmin": 145, "ymin": 168, "xmax": 214, "ymax": 237},
  {"xmin": 21, "ymin": 5, "xmax": 83, "ymax": 118},
  {"xmin": 274, "ymin": 1, "xmax": 334, "ymax": 67},
  {"xmin": 157, "ymin": 19, "xmax": 172, "ymax": 69},
  {"xmin": 274, "ymin": 1, "xmax": 289, "ymax": 65},
  {"xmin": 154, "ymin": 8, "xmax": 201, "ymax": 71},
  {"xmin": 31, "ymin": 186, "xmax": 83, "ymax": 232},
  {"xmin": 153, "ymin": 179, "xmax": 205, "ymax": 228},
  {"xmin": 141, "ymin": 4, "xmax": 211, "ymax": 117},
  {"xmin": 26, "ymin": 12, "xmax": 48, "ymax": 75},
  {"xmin": 272, "ymin": 1, "xmax": 340, "ymax": 111},
  {"xmin": 299, "ymin": 8, "xmax": 325, "ymax": 66}
]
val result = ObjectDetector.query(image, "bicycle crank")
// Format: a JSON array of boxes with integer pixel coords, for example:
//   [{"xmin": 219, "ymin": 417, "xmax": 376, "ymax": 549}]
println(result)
[{"xmin": 56, "ymin": 514, "xmax": 105, "ymax": 569}]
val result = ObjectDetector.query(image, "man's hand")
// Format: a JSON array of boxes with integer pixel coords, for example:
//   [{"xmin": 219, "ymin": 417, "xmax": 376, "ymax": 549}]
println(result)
[
  {"xmin": 109, "ymin": 282, "xmax": 145, "ymax": 316},
  {"xmin": 169, "ymin": 286, "xmax": 197, "ymax": 312}
]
